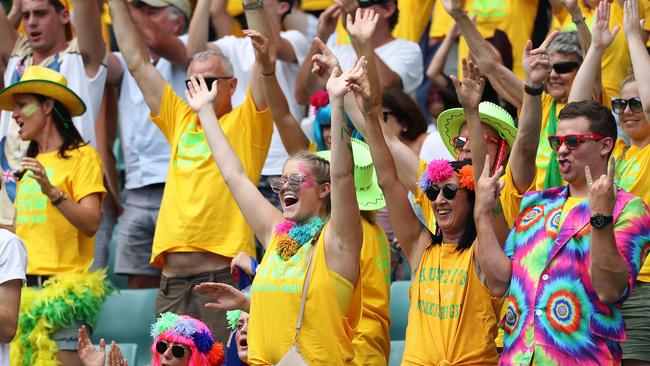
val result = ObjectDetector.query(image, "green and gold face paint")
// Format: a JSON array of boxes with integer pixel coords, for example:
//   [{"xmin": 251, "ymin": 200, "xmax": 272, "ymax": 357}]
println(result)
[{"xmin": 21, "ymin": 103, "xmax": 39, "ymax": 118}]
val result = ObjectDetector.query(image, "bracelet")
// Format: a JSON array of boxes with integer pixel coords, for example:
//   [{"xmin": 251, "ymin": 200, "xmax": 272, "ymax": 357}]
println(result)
[
  {"xmin": 242, "ymin": 0, "xmax": 263, "ymax": 10},
  {"xmin": 572, "ymin": 16, "xmax": 585, "ymax": 25},
  {"xmin": 50, "ymin": 190, "xmax": 67, "ymax": 206},
  {"xmin": 524, "ymin": 83, "xmax": 544, "ymax": 96},
  {"xmin": 261, "ymin": 70, "xmax": 275, "ymax": 76}
]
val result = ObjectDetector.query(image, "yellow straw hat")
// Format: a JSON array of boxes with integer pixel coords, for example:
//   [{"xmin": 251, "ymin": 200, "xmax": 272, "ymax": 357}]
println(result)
[{"xmin": 0, "ymin": 66, "xmax": 86, "ymax": 117}]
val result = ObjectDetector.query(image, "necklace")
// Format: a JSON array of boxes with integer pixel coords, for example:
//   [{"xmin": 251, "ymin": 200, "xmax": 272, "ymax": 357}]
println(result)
[{"xmin": 274, "ymin": 217, "xmax": 325, "ymax": 260}]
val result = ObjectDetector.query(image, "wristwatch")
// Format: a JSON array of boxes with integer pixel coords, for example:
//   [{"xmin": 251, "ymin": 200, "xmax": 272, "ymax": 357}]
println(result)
[
  {"xmin": 590, "ymin": 213, "xmax": 613, "ymax": 229},
  {"xmin": 243, "ymin": 0, "xmax": 263, "ymax": 10},
  {"xmin": 524, "ymin": 83, "xmax": 544, "ymax": 96}
]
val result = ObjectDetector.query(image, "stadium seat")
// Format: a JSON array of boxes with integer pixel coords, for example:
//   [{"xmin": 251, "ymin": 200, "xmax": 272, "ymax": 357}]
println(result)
[
  {"xmin": 389, "ymin": 340, "xmax": 405, "ymax": 366},
  {"xmin": 106, "ymin": 225, "xmax": 128, "ymax": 289},
  {"xmin": 389, "ymin": 280, "xmax": 411, "ymax": 341},
  {"xmin": 93, "ymin": 289, "xmax": 158, "ymax": 366}
]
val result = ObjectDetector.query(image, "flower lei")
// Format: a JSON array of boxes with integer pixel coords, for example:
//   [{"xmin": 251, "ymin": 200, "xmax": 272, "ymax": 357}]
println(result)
[
  {"xmin": 274, "ymin": 217, "xmax": 325, "ymax": 260},
  {"xmin": 419, "ymin": 159, "xmax": 475, "ymax": 192}
]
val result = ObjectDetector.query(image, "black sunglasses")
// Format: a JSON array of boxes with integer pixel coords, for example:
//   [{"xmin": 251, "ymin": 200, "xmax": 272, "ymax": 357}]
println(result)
[
  {"xmin": 156, "ymin": 341, "xmax": 188, "ymax": 359},
  {"xmin": 612, "ymin": 97, "xmax": 643, "ymax": 114},
  {"xmin": 424, "ymin": 184, "xmax": 459, "ymax": 201},
  {"xmin": 184, "ymin": 76, "xmax": 232, "ymax": 91},
  {"xmin": 358, "ymin": 0, "xmax": 390, "ymax": 7},
  {"xmin": 551, "ymin": 61, "xmax": 580, "ymax": 74}
]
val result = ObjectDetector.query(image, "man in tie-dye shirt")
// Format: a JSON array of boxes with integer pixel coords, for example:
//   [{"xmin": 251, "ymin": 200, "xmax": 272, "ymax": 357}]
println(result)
[{"xmin": 474, "ymin": 101, "xmax": 650, "ymax": 365}]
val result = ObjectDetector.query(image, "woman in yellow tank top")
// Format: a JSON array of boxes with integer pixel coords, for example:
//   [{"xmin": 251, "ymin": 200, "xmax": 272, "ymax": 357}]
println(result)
[
  {"xmin": 347, "ymin": 56, "xmax": 500, "ymax": 364},
  {"xmin": 184, "ymin": 56, "xmax": 366, "ymax": 365}
]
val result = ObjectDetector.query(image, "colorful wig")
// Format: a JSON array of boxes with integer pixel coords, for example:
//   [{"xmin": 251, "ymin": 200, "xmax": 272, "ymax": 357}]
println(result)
[
  {"xmin": 310, "ymin": 90, "xmax": 364, "ymax": 151},
  {"xmin": 150, "ymin": 313, "xmax": 224, "ymax": 366}
]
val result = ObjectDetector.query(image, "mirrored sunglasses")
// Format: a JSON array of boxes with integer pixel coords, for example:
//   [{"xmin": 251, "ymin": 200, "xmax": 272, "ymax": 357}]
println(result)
[{"xmin": 611, "ymin": 97, "xmax": 643, "ymax": 114}]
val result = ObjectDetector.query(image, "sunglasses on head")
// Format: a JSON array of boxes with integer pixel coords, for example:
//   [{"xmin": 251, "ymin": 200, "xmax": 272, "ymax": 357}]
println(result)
[
  {"xmin": 156, "ymin": 341, "xmax": 188, "ymax": 359},
  {"xmin": 452, "ymin": 134, "xmax": 500, "ymax": 151},
  {"xmin": 611, "ymin": 97, "xmax": 643, "ymax": 114},
  {"xmin": 184, "ymin": 76, "xmax": 232, "ymax": 91},
  {"xmin": 424, "ymin": 184, "xmax": 459, "ymax": 201},
  {"xmin": 547, "ymin": 134, "xmax": 605, "ymax": 151},
  {"xmin": 270, "ymin": 175, "xmax": 322, "ymax": 193},
  {"xmin": 551, "ymin": 61, "xmax": 580, "ymax": 74}
]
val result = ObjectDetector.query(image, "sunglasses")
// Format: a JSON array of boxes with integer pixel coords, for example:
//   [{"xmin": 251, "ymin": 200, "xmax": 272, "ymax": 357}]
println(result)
[
  {"xmin": 611, "ymin": 97, "xmax": 643, "ymax": 114},
  {"xmin": 424, "ymin": 184, "xmax": 459, "ymax": 201},
  {"xmin": 547, "ymin": 134, "xmax": 606, "ymax": 151},
  {"xmin": 358, "ymin": 0, "xmax": 389, "ymax": 7},
  {"xmin": 270, "ymin": 175, "xmax": 323, "ymax": 193},
  {"xmin": 452, "ymin": 134, "xmax": 500, "ymax": 151},
  {"xmin": 184, "ymin": 76, "xmax": 232, "ymax": 91},
  {"xmin": 156, "ymin": 341, "xmax": 189, "ymax": 359},
  {"xmin": 551, "ymin": 61, "xmax": 580, "ymax": 74}
]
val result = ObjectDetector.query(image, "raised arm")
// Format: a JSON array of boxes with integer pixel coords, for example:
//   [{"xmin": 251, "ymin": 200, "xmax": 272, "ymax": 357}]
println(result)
[
  {"xmin": 129, "ymin": 4, "xmax": 190, "ymax": 68},
  {"xmin": 442, "ymin": 0, "xmax": 524, "ymax": 108},
  {"xmin": 72, "ymin": 0, "xmax": 106, "ymax": 77},
  {"xmin": 348, "ymin": 54, "xmax": 429, "ymax": 268},
  {"xmin": 549, "ymin": 0, "xmax": 592, "ymax": 54},
  {"xmin": 247, "ymin": 30, "xmax": 309, "ymax": 154},
  {"xmin": 108, "ymin": 0, "xmax": 166, "ymax": 115},
  {"xmin": 242, "ymin": 0, "xmax": 270, "ymax": 110},
  {"xmin": 324, "ymin": 61, "xmax": 363, "ymax": 284},
  {"xmin": 0, "ymin": 5, "xmax": 20, "ymax": 70},
  {"xmin": 568, "ymin": 0, "xmax": 618, "ymax": 103},
  {"xmin": 210, "ymin": 0, "xmax": 233, "ymax": 38},
  {"xmin": 509, "ymin": 33, "xmax": 555, "ymax": 191},
  {"xmin": 624, "ymin": 0, "xmax": 650, "ymax": 120},
  {"xmin": 474, "ymin": 160, "xmax": 511, "ymax": 297},
  {"xmin": 295, "ymin": 5, "xmax": 341, "ymax": 104},
  {"xmin": 185, "ymin": 75, "xmax": 282, "ymax": 247},
  {"xmin": 187, "ymin": 0, "xmax": 211, "ymax": 55},
  {"xmin": 426, "ymin": 23, "xmax": 460, "ymax": 90}
]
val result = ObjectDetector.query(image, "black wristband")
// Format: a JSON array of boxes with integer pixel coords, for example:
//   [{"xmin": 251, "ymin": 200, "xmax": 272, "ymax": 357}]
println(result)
[
  {"xmin": 243, "ymin": 0, "xmax": 263, "ymax": 10},
  {"xmin": 524, "ymin": 83, "xmax": 544, "ymax": 96}
]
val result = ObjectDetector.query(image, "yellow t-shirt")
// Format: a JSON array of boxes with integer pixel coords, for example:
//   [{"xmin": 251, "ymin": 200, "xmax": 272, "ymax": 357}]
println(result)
[
  {"xmin": 457, "ymin": 0, "xmax": 539, "ymax": 79},
  {"xmin": 429, "ymin": 0, "xmax": 459, "ymax": 39},
  {"xmin": 226, "ymin": 0, "xmax": 243, "ymax": 16},
  {"xmin": 149, "ymin": 85, "xmax": 273, "ymax": 268},
  {"xmin": 353, "ymin": 218, "xmax": 391, "ymax": 365},
  {"xmin": 414, "ymin": 160, "xmax": 527, "ymax": 231},
  {"xmin": 392, "ymin": 0, "xmax": 434, "ymax": 43},
  {"xmin": 248, "ymin": 225, "xmax": 362, "ymax": 365},
  {"xmin": 300, "ymin": 0, "xmax": 334, "ymax": 11},
  {"xmin": 612, "ymin": 139, "xmax": 650, "ymax": 281},
  {"xmin": 402, "ymin": 241, "xmax": 500, "ymax": 365},
  {"xmin": 15, "ymin": 145, "xmax": 105, "ymax": 275}
]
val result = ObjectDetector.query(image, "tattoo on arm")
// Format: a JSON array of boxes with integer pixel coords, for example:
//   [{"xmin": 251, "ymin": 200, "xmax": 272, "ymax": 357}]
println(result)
[{"xmin": 492, "ymin": 202, "xmax": 504, "ymax": 217}]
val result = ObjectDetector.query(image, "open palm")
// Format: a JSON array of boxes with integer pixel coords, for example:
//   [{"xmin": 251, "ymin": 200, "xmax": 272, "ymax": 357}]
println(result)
[
  {"xmin": 194, "ymin": 282, "xmax": 248, "ymax": 311},
  {"xmin": 592, "ymin": 0, "xmax": 620, "ymax": 50},
  {"xmin": 346, "ymin": 8, "xmax": 378, "ymax": 42},
  {"xmin": 78, "ymin": 325, "xmax": 106, "ymax": 366},
  {"xmin": 185, "ymin": 75, "xmax": 218, "ymax": 112}
]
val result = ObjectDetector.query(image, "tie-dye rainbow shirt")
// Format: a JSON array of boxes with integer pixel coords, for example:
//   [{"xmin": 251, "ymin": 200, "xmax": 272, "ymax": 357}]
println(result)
[{"xmin": 499, "ymin": 186, "xmax": 650, "ymax": 365}]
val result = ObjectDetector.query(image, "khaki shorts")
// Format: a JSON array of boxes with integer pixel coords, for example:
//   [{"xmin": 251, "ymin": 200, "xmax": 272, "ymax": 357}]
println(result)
[
  {"xmin": 622, "ymin": 280, "xmax": 650, "ymax": 362},
  {"xmin": 155, "ymin": 267, "xmax": 234, "ymax": 345}
]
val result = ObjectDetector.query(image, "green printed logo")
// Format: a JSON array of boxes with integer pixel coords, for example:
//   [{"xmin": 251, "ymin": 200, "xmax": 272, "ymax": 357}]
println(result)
[
  {"xmin": 616, "ymin": 159, "xmax": 640, "ymax": 191},
  {"xmin": 253, "ymin": 249, "xmax": 308, "ymax": 295},
  {"xmin": 174, "ymin": 122, "xmax": 211, "ymax": 169},
  {"xmin": 15, "ymin": 167, "xmax": 55, "ymax": 224},
  {"xmin": 416, "ymin": 300, "xmax": 463, "ymax": 320},
  {"xmin": 375, "ymin": 232, "xmax": 391, "ymax": 284},
  {"xmin": 419, "ymin": 267, "xmax": 468, "ymax": 286},
  {"xmin": 470, "ymin": 0, "xmax": 507, "ymax": 18}
]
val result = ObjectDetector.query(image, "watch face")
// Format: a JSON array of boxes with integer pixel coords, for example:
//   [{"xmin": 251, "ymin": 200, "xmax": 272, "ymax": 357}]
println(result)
[{"xmin": 591, "ymin": 214, "xmax": 612, "ymax": 229}]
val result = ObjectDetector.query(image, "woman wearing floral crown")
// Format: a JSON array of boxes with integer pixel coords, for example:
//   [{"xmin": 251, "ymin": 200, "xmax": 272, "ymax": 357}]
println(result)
[{"xmin": 184, "ymin": 46, "xmax": 365, "ymax": 365}]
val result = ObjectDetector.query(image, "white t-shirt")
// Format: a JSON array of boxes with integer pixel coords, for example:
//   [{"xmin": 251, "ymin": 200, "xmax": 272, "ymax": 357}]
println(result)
[
  {"xmin": 0, "ymin": 229, "xmax": 27, "ymax": 366},
  {"xmin": 213, "ymin": 30, "xmax": 309, "ymax": 175},
  {"xmin": 327, "ymin": 36, "xmax": 423, "ymax": 95},
  {"xmin": 115, "ymin": 35, "xmax": 188, "ymax": 190},
  {"xmin": 420, "ymin": 126, "xmax": 454, "ymax": 162},
  {"xmin": 0, "ymin": 36, "xmax": 107, "ymax": 225}
]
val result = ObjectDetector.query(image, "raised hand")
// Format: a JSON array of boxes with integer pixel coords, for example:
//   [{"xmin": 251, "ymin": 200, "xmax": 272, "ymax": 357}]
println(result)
[
  {"xmin": 230, "ymin": 252, "xmax": 254, "ymax": 278},
  {"xmin": 346, "ymin": 8, "xmax": 379, "ymax": 42},
  {"xmin": 347, "ymin": 58, "xmax": 374, "ymax": 113},
  {"xmin": 107, "ymin": 342, "xmax": 128, "ymax": 366},
  {"xmin": 623, "ymin": 0, "xmax": 644, "ymax": 39},
  {"xmin": 475, "ymin": 155, "xmax": 505, "ymax": 216},
  {"xmin": 523, "ymin": 31, "xmax": 557, "ymax": 87},
  {"xmin": 585, "ymin": 157, "xmax": 618, "ymax": 216},
  {"xmin": 78, "ymin": 325, "xmax": 106, "ymax": 366},
  {"xmin": 560, "ymin": 0, "xmax": 581, "ymax": 16},
  {"xmin": 184, "ymin": 75, "xmax": 218, "ymax": 113},
  {"xmin": 245, "ymin": 29, "xmax": 276, "ymax": 75},
  {"xmin": 591, "ymin": 0, "xmax": 620, "ymax": 50},
  {"xmin": 311, "ymin": 38, "xmax": 342, "ymax": 80},
  {"xmin": 450, "ymin": 58, "xmax": 485, "ymax": 110},
  {"xmin": 316, "ymin": 4, "xmax": 341, "ymax": 41},
  {"xmin": 20, "ymin": 158, "xmax": 55, "ymax": 197},
  {"xmin": 194, "ymin": 282, "xmax": 249, "ymax": 311}
]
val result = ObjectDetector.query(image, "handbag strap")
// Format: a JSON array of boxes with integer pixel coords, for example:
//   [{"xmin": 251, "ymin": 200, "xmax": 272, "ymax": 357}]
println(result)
[{"xmin": 293, "ymin": 244, "xmax": 316, "ymax": 341}]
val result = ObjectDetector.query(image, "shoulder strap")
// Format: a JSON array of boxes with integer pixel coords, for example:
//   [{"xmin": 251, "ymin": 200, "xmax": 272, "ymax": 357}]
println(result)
[{"xmin": 293, "ymin": 245, "xmax": 316, "ymax": 341}]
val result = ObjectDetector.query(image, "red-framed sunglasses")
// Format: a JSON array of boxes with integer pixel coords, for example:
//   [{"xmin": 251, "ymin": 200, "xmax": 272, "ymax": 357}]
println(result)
[
  {"xmin": 452, "ymin": 134, "xmax": 500, "ymax": 151},
  {"xmin": 547, "ymin": 134, "xmax": 606, "ymax": 151}
]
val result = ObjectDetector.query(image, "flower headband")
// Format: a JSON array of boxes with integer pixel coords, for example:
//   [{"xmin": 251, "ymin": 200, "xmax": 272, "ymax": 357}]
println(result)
[
  {"xmin": 419, "ymin": 159, "xmax": 475, "ymax": 192},
  {"xmin": 151, "ymin": 312, "xmax": 217, "ymax": 355},
  {"xmin": 309, "ymin": 90, "xmax": 329, "ymax": 112}
]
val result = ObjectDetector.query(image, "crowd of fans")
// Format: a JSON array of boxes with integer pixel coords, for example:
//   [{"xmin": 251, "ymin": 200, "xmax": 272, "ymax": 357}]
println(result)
[{"xmin": 0, "ymin": 0, "xmax": 649, "ymax": 365}]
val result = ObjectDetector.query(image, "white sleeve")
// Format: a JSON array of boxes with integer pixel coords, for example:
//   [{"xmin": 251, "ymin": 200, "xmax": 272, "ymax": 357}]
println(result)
[
  {"xmin": 280, "ymin": 30, "xmax": 309, "ymax": 65},
  {"xmin": 377, "ymin": 40, "xmax": 423, "ymax": 95},
  {"xmin": 0, "ymin": 235, "xmax": 27, "ymax": 284},
  {"xmin": 213, "ymin": 36, "xmax": 241, "ymax": 60}
]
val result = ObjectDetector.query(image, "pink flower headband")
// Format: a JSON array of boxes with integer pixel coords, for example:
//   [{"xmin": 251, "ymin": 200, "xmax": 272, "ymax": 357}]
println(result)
[{"xmin": 419, "ymin": 159, "xmax": 475, "ymax": 192}]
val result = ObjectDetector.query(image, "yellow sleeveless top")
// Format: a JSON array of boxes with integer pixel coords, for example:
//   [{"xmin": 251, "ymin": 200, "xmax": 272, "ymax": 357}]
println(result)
[
  {"xmin": 402, "ymin": 242, "xmax": 500, "ymax": 366},
  {"xmin": 352, "ymin": 219, "xmax": 391, "ymax": 365},
  {"xmin": 248, "ymin": 225, "xmax": 362, "ymax": 365}
]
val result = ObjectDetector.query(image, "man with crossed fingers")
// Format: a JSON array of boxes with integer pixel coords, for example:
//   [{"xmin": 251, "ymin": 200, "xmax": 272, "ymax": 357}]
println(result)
[{"xmin": 474, "ymin": 100, "xmax": 650, "ymax": 365}]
